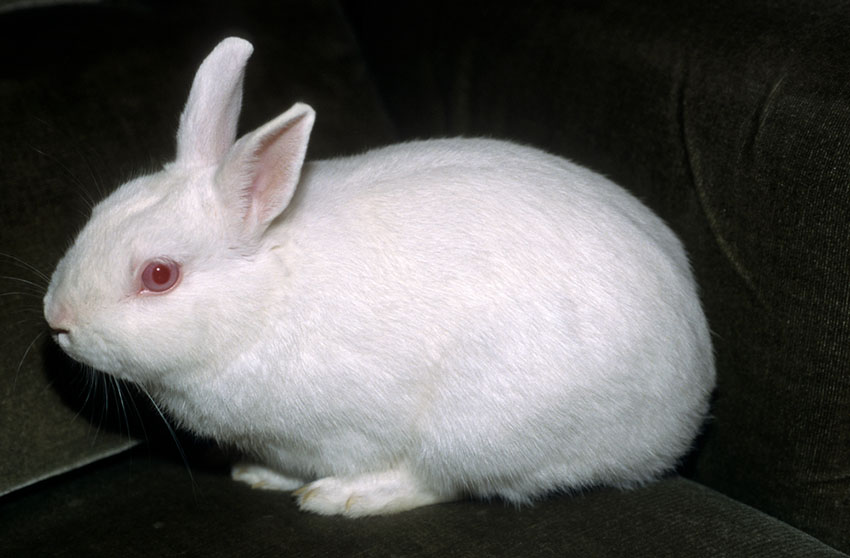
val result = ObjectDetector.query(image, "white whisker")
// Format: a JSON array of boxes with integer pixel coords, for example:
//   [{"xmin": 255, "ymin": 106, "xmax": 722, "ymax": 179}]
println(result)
[
  {"xmin": 26, "ymin": 143, "xmax": 98, "ymax": 213},
  {"xmin": 1, "ymin": 291, "xmax": 45, "ymax": 298},
  {"xmin": 13, "ymin": 330, "xmax": 45, "ymax": 390},
  {"xmin": 0, "ymin": 275, "xmax": 47, "ymax": 294},
  {"xmin": 112, "ymin": 376, "xmax": 133, "ymax": 441},
  {"xmin": 138, "ymin": 387, "xmax": 197, "ymax": 493},
  {"xmin": 0, "ymin": 252, "xmax": 51, "ymax": 285}
]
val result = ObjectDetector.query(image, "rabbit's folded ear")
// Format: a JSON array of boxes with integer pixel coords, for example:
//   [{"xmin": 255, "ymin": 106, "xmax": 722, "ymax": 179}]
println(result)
[
  {"xmin": 176, "ymin": 37, "xmax": 254, "ymax": 166},
  {"xmin": 216, "ymin": 103, "xmax": 316, "ymax": 236}
]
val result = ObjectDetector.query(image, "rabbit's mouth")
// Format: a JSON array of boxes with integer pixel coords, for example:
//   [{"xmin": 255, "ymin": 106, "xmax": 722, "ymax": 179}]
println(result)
[
  {"xmin": 46, "ymin": 321, "xmax": 134, "ymax": 381},
  {"xmin": 48, "ymin": 327, "xmax": 98, "ymax": 369},
  {"xmin": 49, "ymin": 328, "xmax": 70, "ymax": 351}
]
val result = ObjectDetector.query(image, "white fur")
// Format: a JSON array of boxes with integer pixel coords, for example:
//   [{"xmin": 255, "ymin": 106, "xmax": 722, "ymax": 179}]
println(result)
[{"xmin": 44, "ymin": 37, "xmax": 715, "ymax": 516}]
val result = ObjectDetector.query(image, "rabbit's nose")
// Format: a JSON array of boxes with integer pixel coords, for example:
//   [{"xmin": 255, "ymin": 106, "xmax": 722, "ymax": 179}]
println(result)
[{"xmin": 44, "ymin": 301, "xmax": 72, "ymax": 336}]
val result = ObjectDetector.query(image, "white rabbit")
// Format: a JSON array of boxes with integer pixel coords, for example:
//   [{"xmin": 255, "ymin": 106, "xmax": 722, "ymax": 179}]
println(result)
[{"xmin": 43, "ymin": 37, "xmax": 715, "ymax": 517}]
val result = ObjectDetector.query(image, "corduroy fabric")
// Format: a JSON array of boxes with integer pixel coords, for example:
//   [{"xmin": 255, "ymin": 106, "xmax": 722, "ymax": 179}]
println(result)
[{"xmin": 0, "ymin": 448, "xmax": 844, "ymax": 558}]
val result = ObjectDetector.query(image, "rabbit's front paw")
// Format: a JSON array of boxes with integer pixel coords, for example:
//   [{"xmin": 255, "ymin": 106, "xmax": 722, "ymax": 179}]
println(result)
[
  {"xmin": 294, "ymin": 467, "xmax": 449, "ymax": 517},
  {"xmin": 232, "ymin": 462, "xmax": 304, "ymax": 491}
]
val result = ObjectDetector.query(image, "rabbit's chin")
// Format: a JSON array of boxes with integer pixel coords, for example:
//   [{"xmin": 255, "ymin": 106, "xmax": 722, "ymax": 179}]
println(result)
[
  {"xmin": 53, "ymin": 328, "xmax": 174, "ymax": 386},
  {"xmin": 53, "ymin": 331, "xmax": 119, "ymax": 374}
]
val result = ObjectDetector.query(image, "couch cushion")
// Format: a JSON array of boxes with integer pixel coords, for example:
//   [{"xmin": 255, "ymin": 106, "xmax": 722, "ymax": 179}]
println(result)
[
  {"xmin": 0, "ymin": 449, "xmax": 844, "ymax": 557},
  {"xmin": 343, "ymin": 0, "xmax": 850, "ymax": 551},
  {"xmin": 0, "ymin": 0, "xmax": 394, "ymax": 497}
]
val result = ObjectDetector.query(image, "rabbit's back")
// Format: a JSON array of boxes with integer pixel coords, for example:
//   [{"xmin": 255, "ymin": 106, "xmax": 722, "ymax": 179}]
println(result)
[{"xmin": 288, "ymin": 138, "xmax": 697, "ymax": 329}]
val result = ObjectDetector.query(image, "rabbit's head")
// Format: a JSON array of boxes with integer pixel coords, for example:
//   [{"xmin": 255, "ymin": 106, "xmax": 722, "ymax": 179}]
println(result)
[{"xmin": 44, "ymin": 38, "xmax": 314, "ymax": 384}]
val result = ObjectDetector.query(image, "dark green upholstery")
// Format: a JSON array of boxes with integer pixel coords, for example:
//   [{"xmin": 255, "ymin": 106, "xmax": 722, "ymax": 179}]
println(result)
[
  {"xmin": 1, "ymin": 1, "xmax": 847, "ymax": 555},
  {"xmin": 1, "ymin": 447, "xmax": 842, "ymax": 557}
]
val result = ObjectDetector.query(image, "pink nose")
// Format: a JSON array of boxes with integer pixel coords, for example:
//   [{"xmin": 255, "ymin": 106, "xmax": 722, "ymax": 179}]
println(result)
[{"xmin": 45, "ymin": 302, "xmax": 72, "ymax": 335}]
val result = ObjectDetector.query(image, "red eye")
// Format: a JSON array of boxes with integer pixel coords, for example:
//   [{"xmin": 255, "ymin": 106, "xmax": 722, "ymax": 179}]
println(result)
[{"xmin": 141, "ymin": 259, "xmax": 180, "ymax": 293}]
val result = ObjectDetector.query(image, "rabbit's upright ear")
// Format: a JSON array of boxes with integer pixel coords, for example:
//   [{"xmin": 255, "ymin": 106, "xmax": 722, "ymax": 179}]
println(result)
[
  {"xmin": 216, "ymin": 103, "xmax": 316, "ymax": 236},
  {"xmin": 176, "ymin": 37, "xmax": 254, "ymax": 166}
]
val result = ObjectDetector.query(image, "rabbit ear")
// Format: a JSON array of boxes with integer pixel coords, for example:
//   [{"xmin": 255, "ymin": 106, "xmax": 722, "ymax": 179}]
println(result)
[
  {"xmin": 216, "ymin": 103, "xmax": 316, "ymax": 235},
  {"xmin": 176, "ymin": 37, "xmax": 254, "ymax": 166}
]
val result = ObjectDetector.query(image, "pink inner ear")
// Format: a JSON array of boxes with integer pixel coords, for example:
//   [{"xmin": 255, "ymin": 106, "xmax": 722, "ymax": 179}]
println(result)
[
  {"xmin": 219, "ymin": 104, "xmax": 314, "ymax": 232},
  {"xmin": 243, "ymin": 118, "xmax": 308, "ymax": 227}
]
